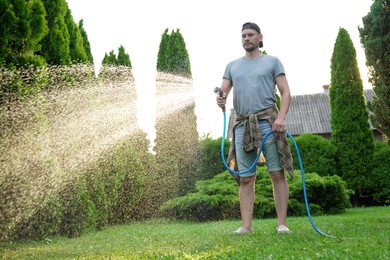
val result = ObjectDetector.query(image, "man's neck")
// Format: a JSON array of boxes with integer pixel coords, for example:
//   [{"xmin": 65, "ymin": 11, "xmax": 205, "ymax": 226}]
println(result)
[{"xmin": 245, "ymin": 50, "xmax": 262, "ymax": 60}]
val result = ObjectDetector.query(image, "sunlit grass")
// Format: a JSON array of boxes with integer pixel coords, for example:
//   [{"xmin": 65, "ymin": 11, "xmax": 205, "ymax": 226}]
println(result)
[{"xmin": 1, "ymin": 206, "xmax": 388, "ymax": 259}]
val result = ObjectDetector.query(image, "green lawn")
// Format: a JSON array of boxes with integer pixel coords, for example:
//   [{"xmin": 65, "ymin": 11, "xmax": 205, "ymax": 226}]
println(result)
[{"xmin": 1, "ymin": 207, "xmax": 389, "ymax": 259}]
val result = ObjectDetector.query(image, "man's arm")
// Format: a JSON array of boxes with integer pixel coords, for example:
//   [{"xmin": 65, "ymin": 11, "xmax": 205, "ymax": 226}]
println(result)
[{"xmin": 273, "ymin": 74, "xmax": 291, "ymax": 132}]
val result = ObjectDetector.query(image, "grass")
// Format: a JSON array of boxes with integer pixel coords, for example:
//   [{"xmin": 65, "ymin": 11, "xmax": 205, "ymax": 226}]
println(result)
[{"xmin": 0, "ymin": 207, "xmax": 389, "ymax": 259}]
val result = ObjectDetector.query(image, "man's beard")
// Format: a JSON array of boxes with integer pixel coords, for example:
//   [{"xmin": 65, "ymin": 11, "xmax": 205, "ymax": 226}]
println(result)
[{"xmin": 244, "ymin": 43, "xmax": 258, "ymax": 52}]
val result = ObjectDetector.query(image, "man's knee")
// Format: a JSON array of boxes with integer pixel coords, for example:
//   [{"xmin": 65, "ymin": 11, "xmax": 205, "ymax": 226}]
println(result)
[
  {"xmin": 269, "ymin": 170, "xmax": 286, "ymax": 183},
  {"xmin": 240, "ymin": 175, "xmax": 256, "ymax": 186}
]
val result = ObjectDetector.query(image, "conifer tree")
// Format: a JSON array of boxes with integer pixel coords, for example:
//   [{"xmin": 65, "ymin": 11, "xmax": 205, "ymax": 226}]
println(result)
[
  {"xmin": 156, "ymin": 28, "xmax": 191, "ymax": 77},
  {"xmin": 330, "ymin": 27, "xmax": 374, "ymax": 205},
  {"xmin": 78, "ymin": 19, "xmax": 93, "ymax": 64},
  {"xmin": 156, "ymin": 29, "xmax": 170, "ymax": 72},
  {"xmin": 101, "ymin": 46, "xmax": 131, "ymax": 67},
  {"xmin": 169, "ymin": 29, "xmax": 191, "ymax": 77},
  {"xmin": 28, "ymin": 0, "xmax": 48, "ymax": 55},
  {"xmin": 0, "ymin": 0, "xmax": 48, "ymax": 66},
  {"xmin": 102, "ymin": 50, "xmax": 117, "ymax": 65},
  {"xmin": 0, "ymin": 0, "xmax": 16, "ymax": 64},
  {"xmin": 359, "ymin": 0, "xmax": 390, "ymax": 143},
  {"xmin": 39, "ymin": 0, "xmax": 71, "ymax": 65},
  {"xmin": 117, "ymin": 45, "xmax": 131, "ymax": 67},
  {"xmin": 64, "ymin": 6, "xmax": 88, "ymax": 63}
]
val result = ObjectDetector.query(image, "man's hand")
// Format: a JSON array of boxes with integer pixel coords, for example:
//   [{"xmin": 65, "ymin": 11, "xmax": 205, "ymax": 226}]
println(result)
[
  {"xmin": 216, "ymin": 92, "xmax": 227, "ymax": 111},
  {"xmin": 272, "ymin": 117, "xmax": 287, "ymax": 133}
]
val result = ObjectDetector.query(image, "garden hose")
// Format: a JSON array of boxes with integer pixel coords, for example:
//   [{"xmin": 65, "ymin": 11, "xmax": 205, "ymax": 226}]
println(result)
[{"xmin": 219, "ymin": 109, "xmax": 335, "ymax": 238}]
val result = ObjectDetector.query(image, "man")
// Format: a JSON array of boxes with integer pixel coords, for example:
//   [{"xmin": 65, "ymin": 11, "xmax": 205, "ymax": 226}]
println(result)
[{"xmin": 216, "ymin": 22, "xmax": 294, "ymax": 234}]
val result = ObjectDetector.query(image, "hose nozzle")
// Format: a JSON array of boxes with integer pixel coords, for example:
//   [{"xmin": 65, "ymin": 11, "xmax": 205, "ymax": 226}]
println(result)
[
  {"xmin": 214, "ymin": 87, "xmax": 223, "ymax": 97},
  {"xmin": 214, "ymin": 87, "xmax": 226, "ymax": 112}
]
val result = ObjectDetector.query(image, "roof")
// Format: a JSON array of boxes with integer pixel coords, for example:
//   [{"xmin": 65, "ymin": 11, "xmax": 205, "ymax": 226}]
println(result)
[
  {"xmin": 227, "ymin": 89, "xmax": 375, "ymax": 137},
  {"xmin": 286, "ymin": 89, "xmax": 375, "ymax": 135},
  {"xmin": 287, "ymin": 93, "xmax": 332, "ymax": 135}
]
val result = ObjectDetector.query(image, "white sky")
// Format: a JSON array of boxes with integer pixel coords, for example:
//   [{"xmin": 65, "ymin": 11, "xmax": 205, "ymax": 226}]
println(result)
[{"xmin": 66, "ymin": 0, "xmax": 374, "ymax": 137}]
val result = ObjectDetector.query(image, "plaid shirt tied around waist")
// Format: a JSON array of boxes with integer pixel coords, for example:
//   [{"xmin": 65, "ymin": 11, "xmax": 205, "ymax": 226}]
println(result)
[{"xmin": 227, "ymin": 104, "xmax": 294, "ymax": 185}]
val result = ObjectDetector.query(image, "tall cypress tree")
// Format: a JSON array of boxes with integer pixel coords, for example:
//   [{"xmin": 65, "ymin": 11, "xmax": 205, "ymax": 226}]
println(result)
[
  {"xmin": 156, "ymin": 28, "xmax": 191, "ymax": 78},
  {"xmin": 171, "ymin": 29, "xmax": 191, "ymax": 77},
  {"xmin": 0, "ymin": 0, "xmax": 47, "ymax": 66},
  {"xmin": 28, "ymin": 0, "xmax": 48, "ymax": 55},
  {"xmin": 156, "ymin": 29, "xmax": 170, "ymax": 72},
  {"xmin": 64, "ymin": 5, "xmax": 88, "ymax": 64},
  {"xmin": 330, "ymin": 27, "xmax": 374, "ymax": 205},
  {"xmin": 358, "ymin": 0, "xmax": 390, "ymax": 143},
  {"xmin": 102, "ymin": 50, "xmax": 117, "ymax": 65},
  {"xmin": 39, "ymin": 0, "xmax": 70, "ymax": 65},
  {"xmin": 0, "ymin": 0, "xmax": 16, "ymax": 64},
  {"xmin": 78, "ymin": 19, "xmax": 93, "ymax": 64},
  {"xmin": 117, "ymin": 45, "xmax": 131, "ymax": 67}
]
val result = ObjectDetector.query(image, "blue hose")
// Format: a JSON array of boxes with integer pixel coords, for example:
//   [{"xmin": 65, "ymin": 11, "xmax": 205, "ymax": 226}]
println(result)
[{"xmin": 220, "ymin": 110, "xmax": 335, "ymax": 238}]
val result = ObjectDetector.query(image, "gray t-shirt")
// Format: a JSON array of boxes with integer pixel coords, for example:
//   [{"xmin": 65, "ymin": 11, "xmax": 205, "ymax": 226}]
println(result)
[{"xmin": 223, "ymin": 54, "xmax": 285, "ymax": 115}]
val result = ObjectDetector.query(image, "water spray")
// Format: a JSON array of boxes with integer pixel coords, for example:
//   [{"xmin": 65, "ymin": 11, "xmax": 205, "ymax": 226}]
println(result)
[{"xmin": 214, "ymin": 87, "xmax": 335, "ymax": 238}]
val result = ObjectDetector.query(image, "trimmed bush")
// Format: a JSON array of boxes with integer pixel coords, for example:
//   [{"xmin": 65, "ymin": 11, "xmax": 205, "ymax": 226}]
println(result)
[
  {"xmin": 58, "ymin": 176, "xmax": 97, "ymax": 238},
  {"xmin": 288, "ymin": 133, "xmax": 337, "ymax": 176},
  {"xmin": 160, "ymin": 173, "xmax": 240, "ymax": 221},
  {"xmin": 198, "ymin": 135, "xmax": 230, "ymax": 180},
  {"xmin": 9, "ymin": 195, "xmax": 62, "ymax": 241},
  {"xmin": 86, "ymin": 170, "xmax": 109, "ymax": 230},
  {"xmin": 290, "ymin": 173, "xmax": 352, "ymax": 215},
  {"xmin": 160, "ymin": 166, "xmax": 351, "ymax": 221}
]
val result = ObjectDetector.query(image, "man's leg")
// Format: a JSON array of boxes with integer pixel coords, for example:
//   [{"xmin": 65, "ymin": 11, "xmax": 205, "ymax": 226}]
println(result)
[
  {"xmin": 269, "ymin": 170, "xmax": 289, "ymax": 226},
  {"xmin": 239, "ymin": 175, "xmax": 256, "ymax": 231}
]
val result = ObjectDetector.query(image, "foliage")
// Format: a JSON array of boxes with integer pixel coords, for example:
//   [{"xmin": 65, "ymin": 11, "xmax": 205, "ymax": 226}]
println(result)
[
  {"xmin": 0, "ymin": 63, "xmax": 48, "ymax": 98},
  {"xmin": 290, "ymin": 173, "xmax": 352, "ymax": 215},
  {"xmin": 160, "ymin": 167, "xmax": 351, "ymax": 221},
  {"xmin": 78, "ymin": 19, "xmax": 94, "ymax": 64},
  {"xmin": 108, "ymin": 140, "xmax": 147, "ymax": 223},
  {"xmin": 64, "ymin": 6, "xmax": 88, "ymax": 63},
  {"xmin": 39, "ymin": 0, "xmax": 71, "ymax": 65},
  {"xmin": 154, "ymin": 104, "xmax": 202, "ymax": 197},
  {"xmin": 58, "ymin": 175, "xmax": 97, "ymax": 238},
  {"xmin": 85, "ymin": 170, "xmax": 109, "ymax": 230},
  {"xmin": 0, "ymin": 0, "xmax": 92, "ymax": 68},
  {"xmin": 9, "ymin": 195, "xmax": 62, "ymax": 241},
  {"xmin": 43, "ymin": 63, "xmax": 95, "ymax": 90},
  {"xmin": 160, "ymin": 173, "xmax": 239, "ymax": 221},
  {"xmin": 369, "ymin": 142, "xmax": 390, "ymax": 205},
  {"xmin": 0, "ymin": 0, "xmax": 48, "ymax": 66},
  {"xmin": 198, "ymin": 135, "xmax": 230, "ymax": 180},
  {"xmin": 101, "ymin": 45, "xmax": 131, "ymax": 67},
  {"xmin": 288, "ymin": 133, "xmax": 337, "ymax": 176},
  {"xmin": 117, "ymin": 45, "xmax": 132, "ymax": 67},
  {"xmin": 0, "ymin": 0, "xmax": 94, "ymax": 98},
  {"xmin": 329, "ymin": 27, "xmax": 374, "ymax": 205},
  {"xmin": 359, "ymin": 0, "xmax": 390, "ymax": 143},
  {"xmin": 156, "ymin": 28, "xmax": 191, "ymax": 78}
]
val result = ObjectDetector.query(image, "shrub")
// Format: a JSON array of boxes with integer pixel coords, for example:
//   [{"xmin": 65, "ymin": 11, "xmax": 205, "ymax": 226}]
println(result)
[
  {"xmin": 160, "ymin": 166, "xmax": 351, "ymax": 221},
  {"xmin": 9, "ymin": 195, "xmax": 62, "ymax": 241},
  {"xmin": 58, "ymin": 176, "xmax": 97, "ymax": 238},
  {"xmin": 288, "ymin": 133, "xmax": 337, "ymax": 176},
  {"xmin": 370, "ymin": 142, "xmax": 390, "ymax": 205},
  {"xmin": 160, "ymin": 173, "xmax": 239, "ymax": 221},
  {"xmin": 290, "ymin": 172, "xmax": 352, "ymax": 215},
  {"xmin": 86, "ymin": 170, "xmax": 109, "ymax": 230},
  {"xmin": 154, "ymin": 104, "xmax": 201, "ymax": 199},
  {"xmin": 198, "ymin": 135, "xmax": 230, "ymax": 180},
  {"xmin": 0, "ymin": 63, "xmax": 48, "ymax": 98},
  {"xmin": 111, "ymin": 147, "xmax": 147, "ymax": 223}
]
